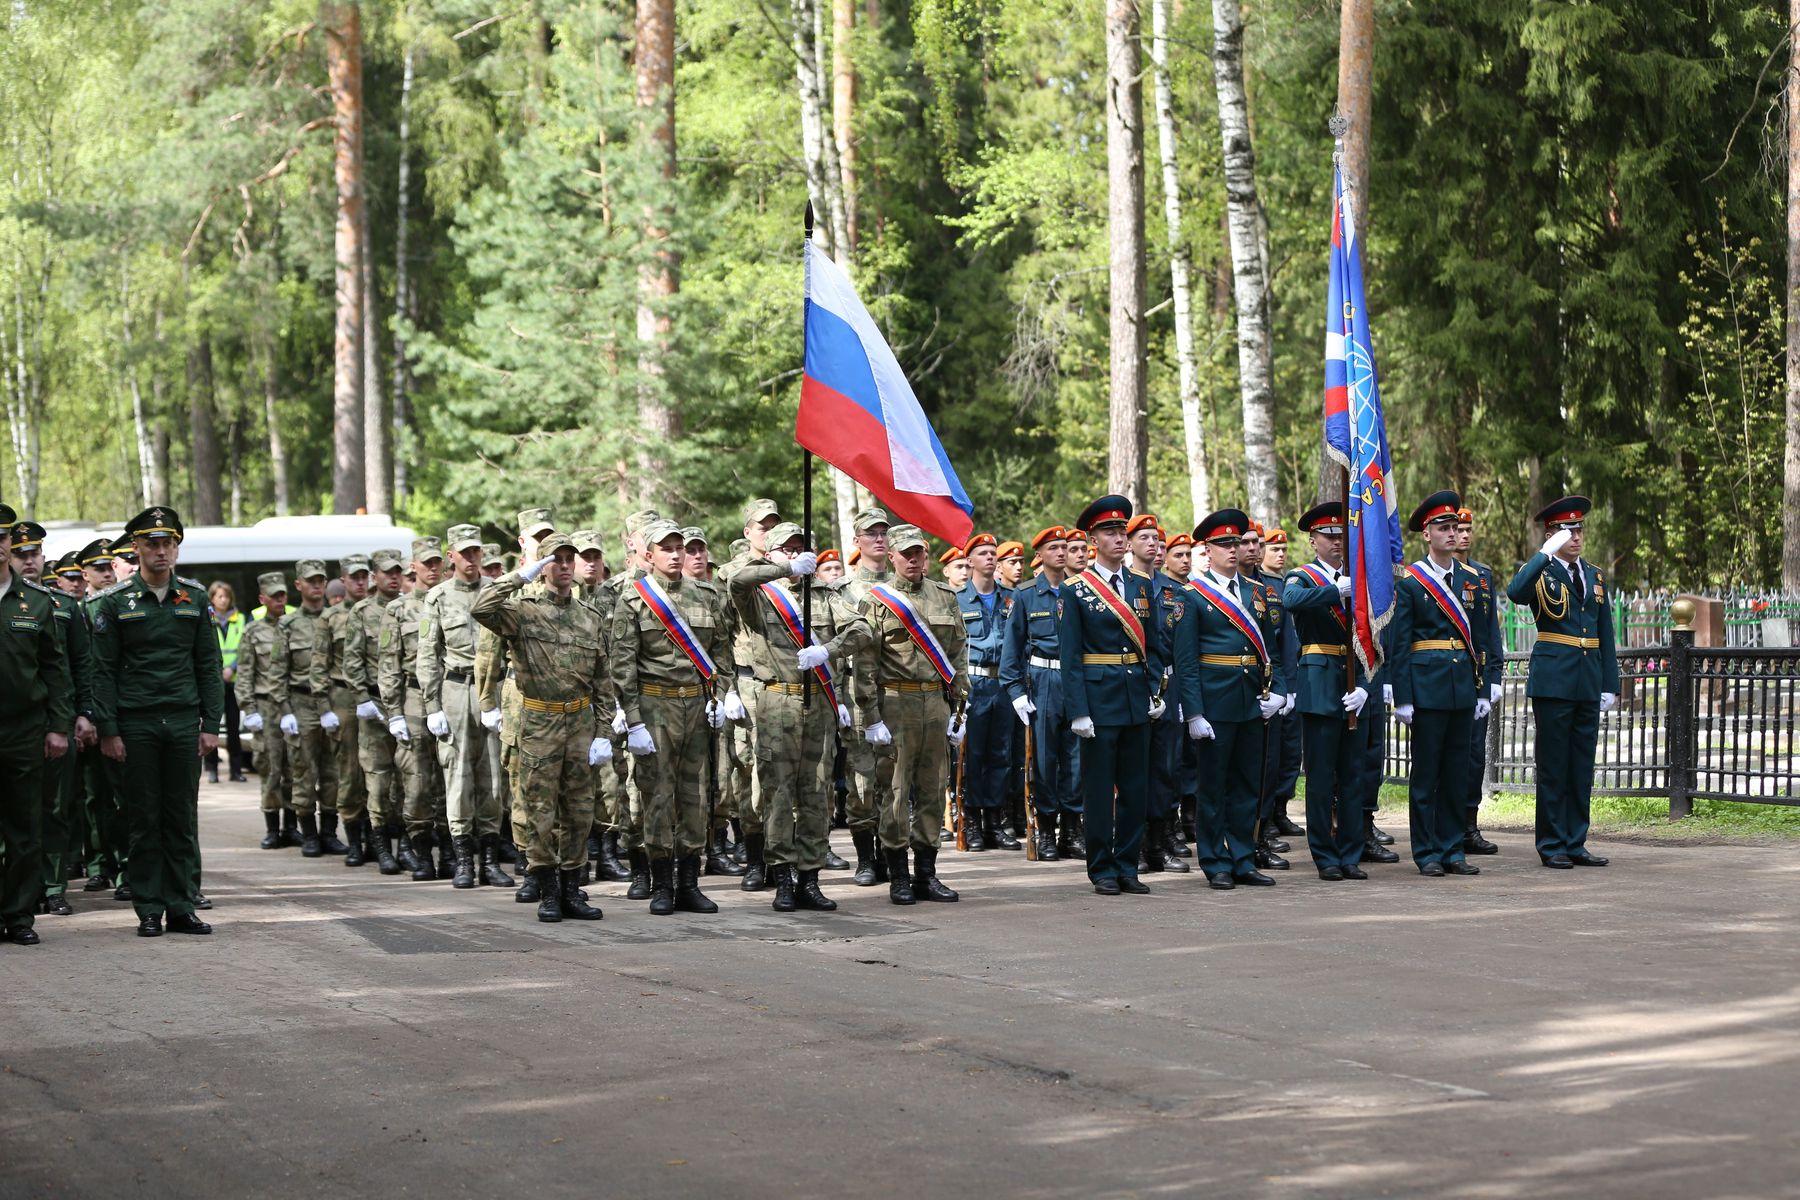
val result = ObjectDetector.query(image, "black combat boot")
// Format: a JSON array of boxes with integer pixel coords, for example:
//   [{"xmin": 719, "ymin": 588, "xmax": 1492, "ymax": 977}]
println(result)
[
  {"xmin": 586, "ymin": 831, "xmax": 601, "ymax": 865},
  {"xmin": 409, "ymin": 833, "xmax": 437, "ymax": 881},
  {"xmin": 1157, "ymin": 820, "xmax": 1189, "ymax": 872},
  {"xmin": 648, "ymin": 857, "xmax": 676, "ymax": 916},
  {"xmin": 1166, "ymin": 821, "xmax": 1191, "ymax": 858},
  {"xmin": 280, "ymin": 808, "xmax": 302, "ymax": 848},
  {"xmin": 436, "ymin": 829, "xmax": 458, "ymax": 880},
  {"xmin": 259, "ymin": 811, "xmax": 282, "ymax": 850},
  {"xmin": 626, "ymin": 847, "xmax": 652, "ymax": 900},
  {"xmin": 740, "ymin": 833, "xmax": 767, "ymax": 891},
  {"xmin": 1066, "ymin": 822, "xmax": 1087, "ymax": 858},
  {"xmin": 729, "ymin": 818, "xmax": 747, "ymax": 865},
  {"xmin": 375, "ymin": 825, "xmax": 402, "ymax": 875},
  {"xmin": 1035, "ymin": 812, "xmax": 1059, "ymax": 861},
  {"xmin": 515, "ymin": 863, "xmax": 540, "ymax": 902},
  {"xmin": 1361, "ymin": 816, "xmax": 1399, "ymax": 863},
  {"xmin": 394, "ymin": 824, "xmax": 420, "ymax": 872},
  {"xmin": 886, "ymin": 848, "xmax": 915, "ymax": 905},
  {"xmin": 451, "ymin": 835, "xmax": 478, "ymax": 889},
  {"xmin": 1272, "ymin": 804, "xmax": 1305, "ymax": 838},
  {"xmin": 535, "ymin": 868, "xmax": 562, "ymax": 922},
  {"xmin": 480, "ymin": 835, "xmax": 516, "ymax": 887},
  {"xmin": 343, "ymin": 819, "xmax": 367, "ymax": 867},
  {"xmin": 596, "ymin": 830, "xmax": 632, "ymax": 882},
  {"xmin": 913, "ymin": 846, "xmax": 959, "ymax": 902},
  {"xmin": 1055, "ymin": 815, "xmax": 1076, "ymax": 860},
  {"xmin": 1139, "ymin": 823, "xmax": 1164, "ymax": 873},
  {"xmin": 707, "ymin": 826, "xmax": 746, "ymax": 877},
  {"xmin": 822, "ymin": 844, "xmax": 851, "ymax": 871},
  {"xmin": 1180, "ymin": 799, "xmax": 1198, "ymax": 844},
  {"xmin": 771, "ymin": 864, "xmax": 797, "ymax": 913},
  {"xmin": 560, "ymin": 869, "xmax": 602, "ymax": 920},
  {"xmin": 318, "ymin": 812, "xmax": 350, "ymax": 856},
  {"xmin": 851, "ymin": 829, "xmax": 879, "ymax": 886},
  {"xmin": 299, "ymin": 813, "xmax": 323, "ymax": 858},
  {"xmin": 1367, "ymin": 815, "xmax": 1395, "ymax": 845},
  {"xmin": 675, "ymin": 855, "xmax": 718, "ymax": 914},
  {"xmin": 963, "ymin": 809, "xmax": 987, "ymax": 851},
  {"xmin": 796, "ymin": 868, "xmax": 837, "ymax": 911},
  {"xmin": 1464, "ymin": 809, "xmax": 1499, "ymax": 855},
  {"xmin": 872, "ymin": 836, "xmax": 889, "ymax": 882},
  {"xmin": 988, "ymin": 810, "xmax": 1020, "ymax": 851}
]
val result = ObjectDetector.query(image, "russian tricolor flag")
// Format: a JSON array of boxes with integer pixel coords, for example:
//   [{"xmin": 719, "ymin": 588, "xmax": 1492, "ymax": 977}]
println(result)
[{"xmin": 797, "ymin": 241, "xmax": 974, "ymax": 546}]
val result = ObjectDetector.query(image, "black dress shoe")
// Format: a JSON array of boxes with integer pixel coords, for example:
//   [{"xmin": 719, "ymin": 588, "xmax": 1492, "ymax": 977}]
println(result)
[
  {"xmin": 137, "ymin": 914, "xmax": 163, "ymax": 937},
  {"xmin": 41, "ymin": 894, "xmax": 72, "ymax": 916},
  {"xmin": 1339, "ymin": 864, "xmax": 1368, "ymax": 880},
  {"xmin": 1361, "ymin": 842, "xmax": 1399, "ymax": 864},
  {"xmin": 1369, "ymin": 821, "xmax": 1395, "ymax": 845},
  {"xmin": 1443, "ymin": 861, "xmax": 1481, "ymax": 876},
  {"xmin": 113, "ymin": 883, "xmax": 133, "ymax": 901},
  {"xmin": 1117, "ymin": 877, "xmax": 1151, "ymax": 895},
  {"xmin": 166, "ymin": 913, "xmax": 213, "ymax": 935},
  {"xmin": 1206, "ymin": 873, "xmax": 1235, "ymax": 890},
  {"xmin": 5, "ymin": 927, "xmax": 40, "ymax": 945},
  {"xmin": 1418, "ymin": 862, "xmax": 1447, "ymax": 877},
  {"xmin": 1233, "ymin": 870, "xmax": 1276, "ymax": 887},
  {"xmin": 1464, "ymin": 826, "xmax": 1499, "ymax": 854},
  {"xmin": 1568, "ymin": 852, "xmax": 1609, "ymax": 867},
  {"xmin": 1272, "ymin": 811, "xmax": 1305, "ymax": 838},
  {"xmin": 1541, "ymin": 854, "xmax": 1575, "ymax": 869},
  {"xmin": 1255, "ymin": 847, "xmax": 1290, "ymax": 871},
  {"xmin": 83, "ymin": 874, "xmax": 112, "ymax": 892},
  {"xmin": 1261, "ymin": 833, "xmax": 1291, "ymax": 854},
  {"xmin": 1316, "ymin": 866, "xmax": 1345, "ymax": 882},
  {"xmin": 1092, "ymin": 878, "xmax": 1122, "ymax": 896}
]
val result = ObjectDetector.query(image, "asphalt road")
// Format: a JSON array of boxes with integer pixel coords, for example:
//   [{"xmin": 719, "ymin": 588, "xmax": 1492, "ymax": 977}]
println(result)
[{"xmin": 3, "ymin": 782, "xmax": 1797, "ymax": 1200}]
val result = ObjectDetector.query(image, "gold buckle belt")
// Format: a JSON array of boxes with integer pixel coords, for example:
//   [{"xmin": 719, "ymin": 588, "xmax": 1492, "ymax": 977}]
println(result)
[
  {"xmin": 1537, "ymin": 632, "xmax": 1599, "ymax": 649},
  {"xmin": 1199, "ymin": 653, "xmax": 1262, "ymax": 668},
  {"xmin": 1411, "ymin": 639, "xmax": 1466, "ymax": 652},
  {"xmin": 760, "ymin": 681, "xmax": 808, "ymax": 696},
  {"xmin": 1300, "ymin": 643, "xmax": 1347, "ymax": 657},
  {"xmin": 884, "ymin": 679, "xmax": 942, "ymax": 693},
  {"xmin": 1082, "ymin": 653, "xmax": 1141, "ymax": 666},
  {"xmin": 521, "ymin": 694, "xmax": 591, "ymax": 714},
  {"xmin": 640, "ymin": 682, "xmax": 704, "ymax": 699}
]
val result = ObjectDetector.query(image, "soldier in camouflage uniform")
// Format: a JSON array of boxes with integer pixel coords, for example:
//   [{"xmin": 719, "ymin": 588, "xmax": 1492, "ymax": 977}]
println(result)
[
  {"xmin": 598, "ymin": 510, "xmax": 660, "ymax": 900},
  {"xmin": 346, "ymin": 548, "xmax": 407, "ymax": 874},
  {"xmin": 235, "ymin": 571, "xmax": 294, "ymax": 850},
  {"xmin": 610, "ymin": 518, "xmax": 737, "ymax": 915},
  {"xmin": 714, "ymin": 501, "xmax": 781, "ymax": 886},
  {"xmin": 568, "ymin": 526, "xmax": 631, "ymax": 884},
  {"xmin": 726, "ymin": 522, "xmax": 870, "ymax": 912},
  {"xmin": 837, "ymin": 507, "xmax": 897, "ymax": 885},
  {"xmin": 854, "ymin": 523, "xmax": 969, "ymax": 905},
  {"xmin": 317, "ymin": 554, "xmax": 371, "ymax": 865},
  {"xmin": 473, "ymin": 532, "xmax": 609, "ymax": 921},
  {"xmin": 272, "ymin": 560, "xmax": 346, "ymax": 858},
  {"xmin": 380, "ymin": 538, "xmax": 452, "ymax": 881}
]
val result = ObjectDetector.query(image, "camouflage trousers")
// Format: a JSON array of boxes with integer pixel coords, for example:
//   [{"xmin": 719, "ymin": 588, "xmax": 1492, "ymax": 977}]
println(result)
[
  {"xmin": 514, "ymin": 709, "xmax": 597, "ymax": 871},
  {"xmin": 251, "ymin": 697, "xmax": 291, "ymax": 814},
  {"xmin": 436, "ymin": 678, "xmax": 500, "ymax": 839},
  {"xmin": 329, "ymin": 683, "xmax": 366, "ymax": 823},
  {"xmin": 358, "ymin": 712, "xmax": 397, "ymax": 827},
  {"xmin": 879, "ymin": 687, "xmax": 950, "ymax": 852},
  {"xmin": 844, "ymin": 717, "xmax": 895, "ymax": 834},
  {"xmin": 753, "ymin": 684, "xmax": 836, "ymax": 871},
  {"xmin": 720, "ymin": 675, "xmax": 761, "ymax": 835},
  {"xmin": 284, "ymin": 690, "xmax": 338, "ymax": 818},
  {"xmin": 632, "ymin": 688, "xmax": 710, "ymax": 861},
  {"xmin": 396, "ymin": 695, "xmax": 448, "ymax": 838}
]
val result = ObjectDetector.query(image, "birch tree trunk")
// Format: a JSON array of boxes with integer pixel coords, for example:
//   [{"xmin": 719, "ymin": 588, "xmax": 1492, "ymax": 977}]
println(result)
[
  {"xmin": 1106, "ymin": 0, "xmax": 1147, "ymax": 508},
  {"xmin": 634, "ymin": 0, "xmax": 679, "ymax": 504},
  {"xmin": 1152, "ymin": 0, "xmax": 1208, "ymax": 519},
  {"xmin": 833, "ymin": 0, "xmax": 858, "ymax": 250},
  {"xmin": 392, "ymin": 45, "xmax": 414, "ymax": 508},
  {"xmin": 325, "ymin": 0, "xmax": 367, "ymax": 513},
  {"xmin": 1212, "ymin": 0, "xmax": 1279, "ymax": 523},
  {"xmin": 1785, "ymin": 0, "xmax": 1800, "ymax": 588}
]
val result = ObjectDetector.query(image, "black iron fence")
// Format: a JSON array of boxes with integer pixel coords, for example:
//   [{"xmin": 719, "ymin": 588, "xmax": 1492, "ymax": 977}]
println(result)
[{"xmin": 1381, "ymin": 630, "xmax": 1800, "ymax": 814}]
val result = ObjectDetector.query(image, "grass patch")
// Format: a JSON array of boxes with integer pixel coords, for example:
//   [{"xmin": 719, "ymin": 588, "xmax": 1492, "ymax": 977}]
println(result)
[{"xmin": 1355, "ymin": 783, "xmax": 1800, "ymax": 844}]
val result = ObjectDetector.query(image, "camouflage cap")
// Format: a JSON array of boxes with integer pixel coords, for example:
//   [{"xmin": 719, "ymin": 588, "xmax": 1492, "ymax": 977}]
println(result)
[
  {"xmin": 481, "ymin": 542, "xmax": 502, "ymax": 560},
  {"xmin": 625, "ymin": 509, "xmax": 663, "ymax": 537},
  {"xmin": 642, "ymin": 517, "xmax": 685, "ymax": 547},
  {"xmin": 729, "ymin": 538, "xmax": 751, "ymax": 559},
  {"xmin": 411, "ymin": 536, "xmax": 444, "ymax": 563},
  {"xmin": 888, "ymin": 524, "xmax": 928, "ymax": 553},
  {"xmin": 680, "ymin": 525, "xmax": 708, "ymax": 546},
  {"xmin": 853, "ymin": 507, "xmax": 892, "ymax": 533},
  {"xmin": 766, "ymin": 521, "xmax": 807, "ymax": 549},
  {"xmin": 370, "ymin": 547, "xmax": 406, "ymax": 572},
  {"xmin": 537, "ymin": 532, "xmax": 575, "ymax": 557},
  {"xmin": 571, "ymin": 529, "xmax": 606, "ymax": 553},
  {"xmin": 516, "ymin": 507, "xmax": 556, "ymax": 538},
  {"xmin": 294, "ymin": 558, "xmax": 328, "ymax": 579},
  {"xmin": 742, "ymin": 497, "xmax": 780, "ymax": 525},
  {"xmin": 446, "ymin": 524, "xmax": 483, "ymax": 552},
  {"xmin": 257, "ymin": 571, "xmax": 289, "ymax": 596},
  {"xmin": 340, "ymin": 553, "xmax": 372, "ymax": 576}
]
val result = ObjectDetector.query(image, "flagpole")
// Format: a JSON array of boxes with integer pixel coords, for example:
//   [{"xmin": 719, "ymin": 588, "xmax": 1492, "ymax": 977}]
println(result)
[
  {"xmin": 802, "ymin": 201, "xmax": 815, "ymax": 709},
  {"xmin": 1330, "ymin": 114, "xmax": 1358, "ymax": 729}
]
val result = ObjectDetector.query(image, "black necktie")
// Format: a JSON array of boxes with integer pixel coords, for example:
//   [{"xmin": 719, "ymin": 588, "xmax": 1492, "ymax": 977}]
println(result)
[
  {"xmin": 1571, "ymin": 563, "xmax": 1584, "ymax": 604},
  {"xmin": 1228, "ymin": 576, "xmax": 1240, "ymax": 603},
  {"xmin": 1110, "ymin": 572, "xmax": 1122, "ymax": 595}
]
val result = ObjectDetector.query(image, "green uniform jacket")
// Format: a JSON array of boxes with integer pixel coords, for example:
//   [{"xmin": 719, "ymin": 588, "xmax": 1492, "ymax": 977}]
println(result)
[
  {"xmin": 609, "ymin": 571, "xmax": 736, "ymax": 729},
  {"xmin": 235, "ymin": 616, "xmax": 284, "ymax": 709},
  {"xmin": 726, "ymin": 560, "xmax": 871, "ymax": 689},
  {"xmin": 1465, "ymin": 558, "xmax": 1505, "ymax": 692},
  {"xmin": 1388, "ymin": 559, "xmax": 1489, "ymax": 711},
  {"xmin": 48, "ymin": 588, "xmax": 94, "ymax": 724},
  {"xmin": 472, "ymin": 571, "xmax": 610, "ymax": 739},
  {"xmin": 853, "ymin": 574, "xmax": 969, "ymax": 727},
  {"xmin": 89, "ymin": 573, "xmax": 224, "ymax": 735},
  {"xmin": 0, "ymin": 575, "xmax": 74, "ymax": 735},
  {"xmin": 1505, "ymin": 553, "xmax": 1619, "ymax": 702}
]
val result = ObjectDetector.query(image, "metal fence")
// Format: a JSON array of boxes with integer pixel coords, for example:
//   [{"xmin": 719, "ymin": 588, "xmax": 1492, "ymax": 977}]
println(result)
[
  {"xmin": 1381, "ymin": 632, "xmax": 1800, "ymax": 814},
  {"xmin": 1497, "ymin": 588, "xmax": 1800, "ymax": 654}
]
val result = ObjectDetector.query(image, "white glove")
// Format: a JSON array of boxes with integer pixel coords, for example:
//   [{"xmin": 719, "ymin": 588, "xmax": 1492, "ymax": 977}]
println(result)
[
  {"xmin": 1489, "ymin": 683, "xmax": 1502, "ymax": 705},
  {"xmin": 387, "ymin": 715, "xmax": 411, "ymax": 742},
  {"xmin": 1600, "ymin": 692, "xmax": 1616, "ymax": 713},
  {"xmin": 1012, "ymin": 695, "xmax": 1035, "ymax": 726},
  {"xmin": 1258, "ymin": 694, "xmax": 1284, "ymax": 720},
  {"xmin": 426, "ymin": 711, "xmax": 451, "ymax": 738},
  {"xmin": 356, "ymin": 700, "xmax": 383, "ymax": 722},
  {"xmin": 279, "ymin": 713, "xmax": 299, "ymax": 736},
  {"xmin": 1336, "ymin": 576, "xmax": 1353, "ymax": 602},
  {"xmin": 946, "ymin": 713, "xmax": 967, "ymax": 746},
  {"xmin": 1395, "ymin": 703, "xmax": 1415, "ymax": 726},
  {"xmin": 588, "ymin": 736, "xmax": 612, "ymax": 766},
  {"xmin": 788, "ymin": 551, "xmax": 818, "ymax": 577},
  {"xmin": 612, "ymin": 707, "xmax": 628, "ymax": 735},
  {"xmin": 519, "ymin": 554, "xmax": 550, "ymax": 582},
  {"xmin": 1383, "ymin": 684, "xmax": 1395, "ymax": 705},
  {"xmin": 1282, "ymin": 693, "xmax": 1297, "ymax": 715},
  {"xmin": 864, "ymin": 720, "xmax": 892, "ymax": 746},
  {"xmin": 722, "ymin": 691, "xmax": 747, "ymax": 721},
  {"xmin": 319, "ymin": 710, "xmax": 340, "ymax": 732},
  {"xmin": 480, "ymin": 707, "xmax": 502, "ymax": 732},
  {"xmin": 1342, "ymin": 686, "xmax": 1368, "ymax": 716},
  {"xmin": 1187, "ymin": 715, "xmax": 1215, "ymax": 741},
  {"xmin": 837, "ymin": 703, "xmax": 851, "ymax": 728},
  {"xmin": 704, "ymin": 699, "xmax": 726, "ymax": 730},
  {"xmin": 1148, "ymin": 695, "xmax": 1167, "ymax": 720},
  {"xmin": 1474, "ymin": 698, "xmax": 1491, "ymax": 721},
  {"xmin": 796, "ymin": 645, "xmax": 830, "ymax": 671},
  {"xmin": 241, "ymin": 712, "xmax": 264, "ymax": 733},
  {"xmin": 1541, "ymin": 529, "xmax": 1573, "ymax": 557},
  {"xmin": 1071, "ymin": 716, "xmax": 1095, "ymax": 739},
  {"xmin": 627, "ymin": 723, "xmax": 656, "ymax": 755}
]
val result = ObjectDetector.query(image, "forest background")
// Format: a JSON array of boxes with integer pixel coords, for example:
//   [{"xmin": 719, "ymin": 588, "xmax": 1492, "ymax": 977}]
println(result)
[{"xmin": 2, "ymin": 0, "xmax": 1795, "ymax": 588}]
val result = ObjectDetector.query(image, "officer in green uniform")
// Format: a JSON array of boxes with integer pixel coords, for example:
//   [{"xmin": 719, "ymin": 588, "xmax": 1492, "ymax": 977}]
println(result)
[
  {"xmin": 1389, "ymin": 490, "xmax": 1492, "ymax": 877},
  {"xmin": 1, "ymin": 508, "xmax": 74, "ymax": 942},
  {"xmin": 346, "ymin": 549, "xmax": 408, "ymax": 873},
  {"xmin": 236, "ymin": 572, "xmax": 295, "ymax": 849},
  {"xmin": 318, "ymin": 554, "xmax": 372, "ymax": 864},
  {"xmin": 1506, "ymin": 496, "xmax": 1618, "ymax": 869},
  {"xmin": 89, "ymin": 507, "xmax": 222, "ymax": 937},
  {"xmin": 75, "ymin": 538, "xmax": 130, "ymax": 889}
]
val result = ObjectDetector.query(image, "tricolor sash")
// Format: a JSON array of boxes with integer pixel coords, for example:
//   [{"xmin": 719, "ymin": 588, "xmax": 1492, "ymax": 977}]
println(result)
[
  {"xmin": 1072, "ymin": 569, "xmax": 1147, "ymax": 659},
  {"xmin": 868, "ymin": 584, "xmax": 956, "ymax": 685},
  {"xmin": 759, "ymin": 581, "xmax": 840, "ymax": 709},
  {"xmin": 1405, "ymin": 563, "xmax": 1473, "ymax": 648},
  {"xmin": 1299, "ymin": 562, "xmax": 1350, "ymax": 629},
  {"xmin": 1185, "ymin": 575, "xmax": 1269, "ymax": 663},
  {"xmin": 634, "ymin": 575, "xmax": 718, "ymax": 680}
]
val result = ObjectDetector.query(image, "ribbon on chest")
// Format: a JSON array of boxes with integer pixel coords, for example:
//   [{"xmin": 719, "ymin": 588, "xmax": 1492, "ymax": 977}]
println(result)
[
  {"xmin": 1185, "ymin": 575, "xmax": 1268, "ymax": 663},
  {"xmin": 759, "ymin": 581, "xmax": 839, "ymax": 708},
  {"xmin": 1405, "ymin": 563, "xmax": 1473, "ymax": 647},
  {"xmin": 635, "ymin": 575, "xmax": 717, "ymax": 680},
  {"xmin": 1072, "ymin": 569, "xmax": 1147, "ymax": 659},
  {"xmin": 868, "ymin": 584, "xmax": 955, "ymax": 685}
]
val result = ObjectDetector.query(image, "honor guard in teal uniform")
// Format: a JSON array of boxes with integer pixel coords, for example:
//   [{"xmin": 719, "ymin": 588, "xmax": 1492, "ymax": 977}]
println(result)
[
  {"xmin": 89, "ymin": 507, "xmax": 222, "ymax": 936},
  {"xmin": 1254, "ymin": 526, "xmax": 1307, "ymax": 851},
  {"xmin": 1239, "ymin": 523, "xmax": 1295, "ymax": 872},
  {"xmin": 1059, "ymin": 496, "xmax": 1162, "ymax": 896},
  {"xmin": 1506, "ymin": 496, "xmax": 1618, "ymax": 868},
  {"xmin": 1282, "ymin": 503, "xmax": 1371, "ymax": 879},
  {"xmin": 1000, "ymin": 525, "xmax": 1082, "ymax": 860},
  {"xmin": 1453, "ymin": 507, "xmax": 1505, "ymax": 855},
  {"xmin": 1173, "ymin": 509, "xmax": 1287, "ymax": 889},
  {"xmin": 954, "ymin": 531, "xmax": 1018, "ymax": 851},
  {"xmin": 1389, "ymin": 490, "xmax": 1492, "ymax": 877},
  {"xmin": 0, "ymin": 507, "xmax": 74, "ymax": 943},
  {"xmin": 1128, "ymin": 515, "xmax": 1188, "ymax": 874}
]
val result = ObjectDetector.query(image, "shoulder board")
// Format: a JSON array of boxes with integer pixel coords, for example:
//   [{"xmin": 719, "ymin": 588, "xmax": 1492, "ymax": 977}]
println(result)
[
  {"xmin": 22, "ymin": 577, "xmax": 56, "ymax": 597},
  {"xmin": 178, "ymin": 575, "xmax": 205, "ymax": 590},
  {"xmin": 926, "ymin": 579, "xmax": 957, "ymax": 598},
  {"xmin": 94, "ymin": 577, "xmax": 135, "ymax": 599}
]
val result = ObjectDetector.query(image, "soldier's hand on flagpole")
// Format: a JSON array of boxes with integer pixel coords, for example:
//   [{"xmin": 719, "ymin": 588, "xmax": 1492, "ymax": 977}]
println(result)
[
  {"xmin": 796, "ymin": 645, "xmax": 830, "ymax": 671},
  {"xmin": 1394, "ymin": 703, "xmax": 1415, "ymax": 726},
  {"xmin": 864, "ymin": 720, "xmax": 893, "ymax": 746},
  {"xmin": 1474, "ymin": 698, "xmax": 1491, "ymax": 721},
  {"xmin": 1541, "ymin": 529, "xmax": 1573, "ymax": 557},
  {"xmin": 627, "ymin": 723, "xmax": 657, "ymax": 755},
  {"xmin": 1186, "ymin": 715, "xmax": 1214, "ymax": 741},
  {"xmin": 588, "ymin": 737, "xmax": 613, "ymax": 766},
  {"xmin": 722, "ymin": 691, "xmax": 746, "ymax": 721},
  {"xmin": 1070, "ymin": 716, "xmax": 1096, "ymax": 739},
  {"xmin": 1337, "ymin": 576, "xmax": 1352, "ymax": 602},
  {"xmin": 1383, "ymin": 684, "xmax": 1394, "ymax": 705},
  {"xmin": 1342, "ymin": 687, "xmax": 1368, "ymax": 716},
  {"xmin": 946, "ymin": 713, "xmax": 967, "ymax": 746},
  {"xmin": 1012, "ymin": 695, "xmax": 1035, "ymax": 726},
  {"xmin": 1600, "ymin": 692, "xmax": 1616, "ymax": 713},
  {"xmin": 704, "ymin": 699, "xmax": 726, "ymax": 730},
  {"xmin": 388, "ymin": 715, "xmax": 411, "ymax": 742},
  {"xmin": 788, "ymin": 551, "xmax": 818, "ymax": 577}
]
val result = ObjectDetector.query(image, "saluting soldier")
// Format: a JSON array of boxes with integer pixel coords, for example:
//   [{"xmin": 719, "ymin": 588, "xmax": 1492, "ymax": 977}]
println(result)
[
  {"xmin": 236, "ymin": 572, "xmax": 295, "ymax": 850},
  {"xmin": 954, "ymin": 532, "xmax": 1016, "ymax": 851},
  {"xmin": 1389, "ymin": 490, "xmax": 1492, "ymax": 877},
  {"xmin": 1506, "ymin": 496, "xmax": 1618, "ymax": 869},
  {"xmin": 272, "ymin": 560, "xmax": 345, "ymax": 858},
  {"xmin": 346, "ymin": 548, "xmax": 408, "ymax": 873},
  {"xmin": 854, "ymin": 523, "xmax": 968, "ymax": 904},
  {"xmin": 838, "ymin": 507, "xmax": 897, "ymax": 886},
  {"xmin": 89, "ymin": 507, "xmax": 219, "ymax": 937},
  {"xmin": 1001, "ymin": 526, "xmax": 1081, "ymax": 860},
  {"xmin": 318, "ymin": 554, "xmax": 372, "ymax": 865},
  {"xmin": 568, "ymin": 525, "xmax": 633, "ymax": 885},
  {"xmin": 1059, "ymin": 496, "xmax": 1163, "ymax": 896},
  {"xmin": 473, "ymin": 532, "xmax": 608, "ymax": 921},
  {"xmin": 1, "ymin": 515, "xmax": 74, "ymax": 942},
  {"xmin": 1127, "ymin": 515, "xmax": 1188, "ymax": 874},
  {"xmin": 1453, "ymin": 507, "xmax": 1505, "ymax": 855},
  {"xmin": 1173, "ymin": 509, "xmax": 1288, "ymax": 890},
  {"xmin": 1283, "ymin": 503, "xmax": 1371, "ymax": 880},
  {"xmin": 380, "ymin": 537, "xmax": 452, "ymax": 881}
]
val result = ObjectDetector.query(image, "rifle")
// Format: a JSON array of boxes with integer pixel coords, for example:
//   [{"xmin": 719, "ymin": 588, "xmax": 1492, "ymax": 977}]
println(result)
[
  {"xmin": 1022, "ymin": 678, "xmax": 1038, "ymax": 862},
  {"xmin": 952, "ymin": 695, "xmax": 969, "ymax": 852},
  {"xmin": 1252, "ymin": 661, "xmax": 1273, "ymax": 854}
]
